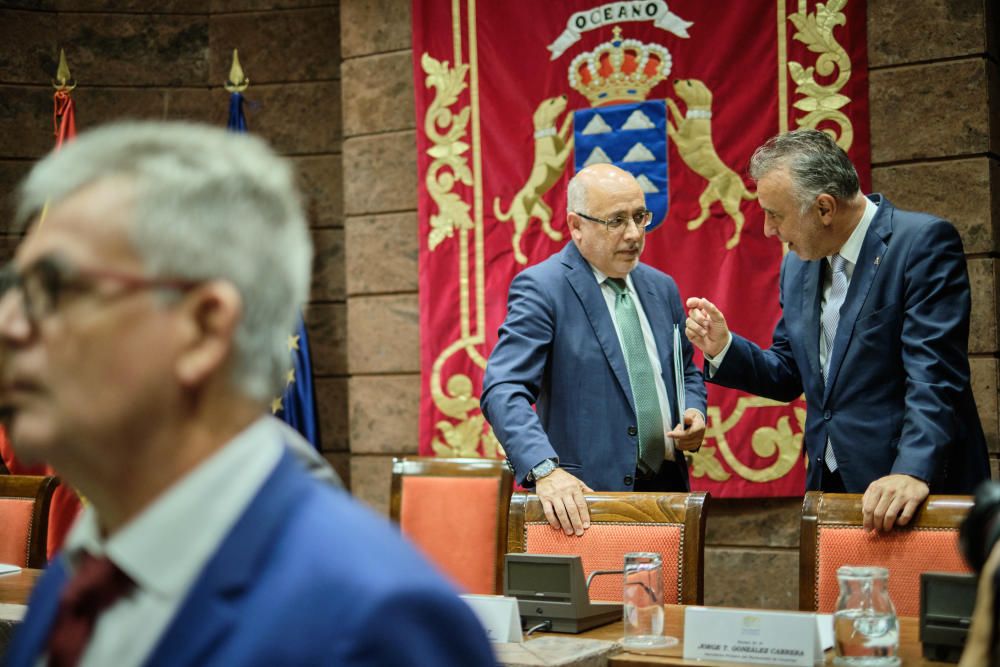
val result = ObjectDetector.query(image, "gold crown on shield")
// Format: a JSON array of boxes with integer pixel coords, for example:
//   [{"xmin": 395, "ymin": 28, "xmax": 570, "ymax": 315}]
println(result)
[{"xmin": 568, "ymin": 26, "xmax": 672, "ymax": 106}]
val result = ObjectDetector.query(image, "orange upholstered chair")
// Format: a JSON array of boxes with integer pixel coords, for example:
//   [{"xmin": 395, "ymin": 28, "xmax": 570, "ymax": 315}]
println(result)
[
  {"xmin": 390, "ymin": 457, "xmax": 514, "ymax": 595},
  {"xmin": 507, "ymin": 491, "xmax": 708, "ymax": 604},
  {"xmin": 0, "ymin": 475, "xmax": 60, "ymax": 568},
  {"xmin": 799, "ymin": 491, "xmax": 973, "ymax": 617}
]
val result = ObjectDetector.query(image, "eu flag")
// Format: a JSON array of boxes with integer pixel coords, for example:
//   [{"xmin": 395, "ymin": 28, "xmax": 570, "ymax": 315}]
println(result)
[{"xmin": 228, "ymin": 90, "xmax": 322, "ymax": 449}]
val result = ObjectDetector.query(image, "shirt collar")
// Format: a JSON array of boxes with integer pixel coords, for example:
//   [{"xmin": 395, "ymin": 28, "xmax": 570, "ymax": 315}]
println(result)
[
  {"xmin": 830, "ymin": 196, "xmax": 878, "ymax": 267},
  {"xmin": 61, "ymin": 416, "xmax": 284, "ymax": 598},
  {"xmin": 589, "ymin": 263, "xmax": 636, "ymax": 293}
]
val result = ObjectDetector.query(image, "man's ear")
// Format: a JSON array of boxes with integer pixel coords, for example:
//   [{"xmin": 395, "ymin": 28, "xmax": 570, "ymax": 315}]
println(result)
[
  {"xmin": 816, "ymin": 193, "xmax": 837, "ymax": 226},
  {"xmin": 568, "ymin": 212, "xmax": 584, "ymax": 241},
  {"xmin": 175, "ymin": 281, "xmax": 242, "ymax": 389}
]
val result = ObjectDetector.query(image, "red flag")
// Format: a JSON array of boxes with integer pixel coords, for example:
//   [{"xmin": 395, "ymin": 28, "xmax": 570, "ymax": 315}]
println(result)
[
  {"xmin": 413, "ymin": 0, "xmax": 871, "ymax": 497},
  {"xmin": 53, "ymin": 89, "xmax": 77, "ymax": 149},
  {"xmin": 0, "ymin": 81, "xmax": 84, "ymax": 559}
]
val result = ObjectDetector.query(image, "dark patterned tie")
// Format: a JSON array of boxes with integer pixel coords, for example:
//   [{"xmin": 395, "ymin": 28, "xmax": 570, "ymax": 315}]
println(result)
[
  {"xmin": 607, "ymin": 278, "xmax": 665, "ymax": 475},
  {"xmin": 46, "ymin": 552, "xmax": 134, "ymax": 667},
  {"xmin": 820, "ymin": 253, "xmax": 848, "ymax": 472}
]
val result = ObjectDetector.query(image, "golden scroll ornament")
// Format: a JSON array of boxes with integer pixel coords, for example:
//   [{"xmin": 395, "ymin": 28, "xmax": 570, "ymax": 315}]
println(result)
[{"xmin": 788, "ymin": 0, "xmax": 854, "ymax": 150}]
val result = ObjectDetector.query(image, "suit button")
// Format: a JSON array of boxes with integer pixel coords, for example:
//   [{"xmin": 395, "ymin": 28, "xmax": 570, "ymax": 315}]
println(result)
[
  {"xmin": 624, "ymin": 475, "xmax": 634, "ymax": 485},
  {"xmin": 628, "ymin": 426, "xmax": 638, "ymax": 436},
  {"xmin": 823, "ymin": 410, "xmax": 832, "ymax": 421},
  {"xmin": 816, "ymin": 457, "xmax": 823, "ymax": 464}
]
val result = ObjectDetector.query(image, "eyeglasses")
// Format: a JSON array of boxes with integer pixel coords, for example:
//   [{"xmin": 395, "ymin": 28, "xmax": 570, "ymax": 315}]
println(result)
[
  {"xmin": 574, "ymin": 209, "xmax": 653, "ymax": 232},
  {"xmin": 0, "ymin": 254, "xmax": 200, "ymax": 328}
]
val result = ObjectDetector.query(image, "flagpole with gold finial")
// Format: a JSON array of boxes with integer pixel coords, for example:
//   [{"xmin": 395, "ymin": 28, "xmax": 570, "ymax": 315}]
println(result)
[
  {"xmin": 52, "ymin": 49, "xmax": 77, "ymax": 150},
  {"xmin": 225, "ymin": 50, "xmax": 250, "ymax": 133},
  {"xmin": 225, "ymin": 49, "xmax": 250, "ymax": 93},
  {"xmin": 52, "ymin": 48, "xmax": 76, "ymax": 92}
]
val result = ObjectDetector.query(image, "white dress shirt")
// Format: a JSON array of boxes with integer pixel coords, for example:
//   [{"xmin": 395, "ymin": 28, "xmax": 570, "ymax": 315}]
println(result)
[
  {"xmin": 43, "ymin": 416, "xmax": 286, "ymax": 667},
  {"xmin": 590, "ymin": 264, "xmax": 676, "ymax": 460},
  {"xmin": 817, "ymin": 197, "xmax": 877, "ymax": 370}
]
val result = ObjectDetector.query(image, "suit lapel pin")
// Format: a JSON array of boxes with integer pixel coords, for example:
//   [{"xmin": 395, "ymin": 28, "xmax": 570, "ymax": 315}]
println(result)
[{"xmin": 874, "ymin": 256, "xmax": 880, "ymax": 266}]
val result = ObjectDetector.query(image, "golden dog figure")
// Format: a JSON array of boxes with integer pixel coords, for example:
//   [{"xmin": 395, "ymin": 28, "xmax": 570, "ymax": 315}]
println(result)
[
  {"xmin": 667, "ymin": 78, "xmax": 757, "ymax": 250},
  {"xmin": 493, "ymin": 95, "xmax": 574, "ymax": 264}
]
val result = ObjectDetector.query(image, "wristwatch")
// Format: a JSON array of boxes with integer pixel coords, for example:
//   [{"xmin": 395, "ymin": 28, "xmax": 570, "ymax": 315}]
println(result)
[{"xmin": 528, "ymin": 458, "xmax": 558, "ymax": 482}]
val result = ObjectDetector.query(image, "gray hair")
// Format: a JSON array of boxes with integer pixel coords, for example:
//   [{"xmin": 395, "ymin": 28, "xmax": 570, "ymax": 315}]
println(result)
[
  {"xmin": 748, "ymin": 129, "xmax": 860, "ymax": 212},
  {"xmin": 15, "ymin": 121, "xmax": 312, "ymax": 402},
  {"xmin": 566, "ymin": 169, "xmax": 589, "ymax": 214}
]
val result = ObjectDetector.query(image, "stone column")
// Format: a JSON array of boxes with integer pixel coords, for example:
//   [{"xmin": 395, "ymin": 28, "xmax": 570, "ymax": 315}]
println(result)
[
  {"xmin": 340, "ymin": 0, "xmax": 417, "ymax": 513},
  {"xmin": 868, "ymin": 0, "xmax": 999, "ymax": 465}
]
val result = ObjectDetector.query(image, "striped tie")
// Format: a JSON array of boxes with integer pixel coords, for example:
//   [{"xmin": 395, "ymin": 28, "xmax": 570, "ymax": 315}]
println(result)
[
  {"xmin": 607, "ymin": 278, "xmax": 665, "ymax": 475},
  {"xmin": 820, "ymin": 254, "xmax": 848, "ymax": 472}
]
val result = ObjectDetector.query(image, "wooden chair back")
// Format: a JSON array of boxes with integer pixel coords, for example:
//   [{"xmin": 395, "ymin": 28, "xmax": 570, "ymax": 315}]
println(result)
[
  {"xmin": 507, "ymin": 491, "xmax": 708, "ymax": 604},
  {"xmin": 799, "ymin": 491, "xmax": 973, "ymax": 616},
  {"xmin": 390, "ymin": 457, "xmax": 514, "ymax": 595},
  {"xmin": 0, "ymin": 475, "xmax": 61, "ymax": 568}
]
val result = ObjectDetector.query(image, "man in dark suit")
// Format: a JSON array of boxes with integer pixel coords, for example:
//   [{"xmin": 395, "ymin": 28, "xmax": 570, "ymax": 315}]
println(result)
[
  {"xmin": 2, "ymin": 122, "xmax": 494, "ymax": 667},
  {"xmin": 686, "ymin": 129, "xmax": 989, "ymax": 532},
  {"xmin": 482, "ymin": 163, "xmax": 707, "ymax": 537}
]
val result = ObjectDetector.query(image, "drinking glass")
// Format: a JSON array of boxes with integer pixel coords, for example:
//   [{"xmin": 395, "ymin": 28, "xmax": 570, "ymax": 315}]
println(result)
[
  {"xmin": 621, "ymin": 552, "xmax": 674, "ymax": 649},
  {"xmin": 833, "ymin": 566, "xmax": 900, "ymax": 666}
]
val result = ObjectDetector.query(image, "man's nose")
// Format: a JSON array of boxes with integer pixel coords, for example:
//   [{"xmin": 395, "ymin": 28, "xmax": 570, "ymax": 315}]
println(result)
[
  {"xmin": 622, "ymin": 219, "xmax": 642, "ymax": 240},
  {"xmin": 763, "ymin": 219, "xmax": 778, "ymax": 238},
  {"xmin": 0, "ymin": 290, "xmax": 32, "ymax": 344}
]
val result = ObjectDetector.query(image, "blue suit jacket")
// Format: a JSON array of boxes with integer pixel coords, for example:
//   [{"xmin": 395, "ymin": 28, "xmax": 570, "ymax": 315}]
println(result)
[
  {"xmin": 711, "ymin": 195, "xmax": 989, "ymax": 492},
  {"xmin": 482, "ymin": 242, "xmax": 707, "ymax": 491},
  {"xmin": 5, "ymin": 452, "xmax": 496, "ymax": 667}
]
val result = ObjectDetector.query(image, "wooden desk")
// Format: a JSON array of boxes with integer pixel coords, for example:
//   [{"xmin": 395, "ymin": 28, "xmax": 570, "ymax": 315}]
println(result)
[
  {"xmin": 0, "ymin": 568, "xmax": 40, "ymax": 659},
  {"xmin": 547, "ymin": 605, "xmax": 951, "ymax": 666},
  {"xmin": 0, "ymin": 569, "xmax": 40, "ymax": 607}
]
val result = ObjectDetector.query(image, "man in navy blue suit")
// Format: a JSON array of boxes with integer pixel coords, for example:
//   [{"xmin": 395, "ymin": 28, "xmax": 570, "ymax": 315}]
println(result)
[
  {"xmin": 686, "ymin": 129, "xmax": 989, "ymax": 532},
  {"xmin": 2, "ymin": 122, "xmax": 495, "ymax": 667},
  {"xmin": 482, "ymin": 163, "xmax": 708, "ymax": 537}
]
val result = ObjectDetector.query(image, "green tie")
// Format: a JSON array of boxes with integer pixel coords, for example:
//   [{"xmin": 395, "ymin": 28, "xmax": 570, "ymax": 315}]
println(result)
[{"xmin": 606, "ymin": 278, "xmax": 665, "ymax": 475}]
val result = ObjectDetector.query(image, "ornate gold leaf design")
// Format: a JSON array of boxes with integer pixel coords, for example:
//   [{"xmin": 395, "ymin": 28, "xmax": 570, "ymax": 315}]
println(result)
[
  {"xmin": 431, "ymin": 410, "xmax": 504, "ymax": 458},
  {"xmin": 788, "ymin": 0, "xmax": 853, "ymax": 150},
  {"xmin": 686, "ymin": 397, "xmax": 805, "ymax": 483},
  {"xmin": 686, "ymin": 446, "xmax": 730, "ymax": 481},
  {"xmin": 421, "ymin": 52, "xmax": 475, "ymax": 251},
  {"xmin": 423, "ymin": 6, "xmax": 497, "ymax": 461}
]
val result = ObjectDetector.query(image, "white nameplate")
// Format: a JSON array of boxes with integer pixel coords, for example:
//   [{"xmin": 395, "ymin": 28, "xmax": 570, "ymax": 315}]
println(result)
[
  {"xmin": 0, "ymin": 563, "xmax": 21, "ymax": 576},
  {"xmin": 683, "ymin": 607, "xmax": 823, "ymax": 666},
  {"xmin": 461, "ymin": 594, "xmax": 523, "ymax": 643}
]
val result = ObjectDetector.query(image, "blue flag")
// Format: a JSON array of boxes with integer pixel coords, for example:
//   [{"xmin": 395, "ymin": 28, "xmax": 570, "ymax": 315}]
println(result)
[{"xmin": 227, "ymin": 91, "xmax": 322, "ymax": 449}]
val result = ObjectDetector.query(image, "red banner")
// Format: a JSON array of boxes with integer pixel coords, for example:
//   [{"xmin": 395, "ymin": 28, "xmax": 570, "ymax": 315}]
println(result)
[{"xmin": 414, "ymin": 0, "xmax": 870, "ymax": 497}]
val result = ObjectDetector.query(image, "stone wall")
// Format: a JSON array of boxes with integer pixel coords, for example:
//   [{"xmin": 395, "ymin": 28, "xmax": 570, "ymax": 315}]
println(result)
[
  {"xmin": 0, "ymin": 1, "xmax": 349, "ymax": 481},
  {"xmin": 340, "ymin": 0, "xmax": 417, "ymax": 511},
  {"xmin": 339, "ymin": 0, "xmax": 1000, "ymax": 610}
]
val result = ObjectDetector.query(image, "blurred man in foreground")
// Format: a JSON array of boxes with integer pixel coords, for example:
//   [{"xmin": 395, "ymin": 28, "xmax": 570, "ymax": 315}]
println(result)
[
  {"xmin": 686, "ymin": 129, "xmax": 988, "ymax": 532},
  {"xmin": 3, "ymin": 121, "xmax": 494, "ymax": 667}
]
